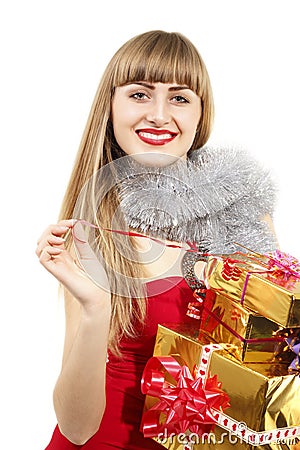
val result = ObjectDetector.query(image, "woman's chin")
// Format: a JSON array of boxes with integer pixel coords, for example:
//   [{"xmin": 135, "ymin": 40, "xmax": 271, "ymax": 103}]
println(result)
[{"xmin": 128, "ymin": 151, "xmax": 182, "ymax": 168}]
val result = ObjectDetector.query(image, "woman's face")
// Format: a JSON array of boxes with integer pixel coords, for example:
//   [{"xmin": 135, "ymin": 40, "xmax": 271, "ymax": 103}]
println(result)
[{"xmin": 111, "ymin": 82, "xmax": 201, "ymax": 159}]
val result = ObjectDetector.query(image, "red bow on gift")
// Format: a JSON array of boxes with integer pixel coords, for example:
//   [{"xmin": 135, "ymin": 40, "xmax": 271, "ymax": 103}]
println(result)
[
  {"xmin": 267, "ymin": 250, "xmax": 300, "ymax": 282},
  {"xmin": 141, "ymin": 355, "xmax": 230, "ymax": 438}
]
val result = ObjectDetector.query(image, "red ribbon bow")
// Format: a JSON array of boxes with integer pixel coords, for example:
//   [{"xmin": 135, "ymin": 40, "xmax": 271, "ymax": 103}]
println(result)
[
  {"xmin": 267, "ymin": 250, "xmax": 300, "ymax": 282},
  {"xmin": 217, "ymin": 250, "xmax": 300, "ymax": 299},
  {"xmin": 141, "ymin": 355, "xmax": 230, "ymax": 438}
]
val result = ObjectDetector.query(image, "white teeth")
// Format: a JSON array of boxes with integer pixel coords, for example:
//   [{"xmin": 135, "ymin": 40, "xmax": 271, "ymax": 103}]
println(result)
[{"xmin": 138, "ymin": 132, "xmax": 173, "ymax": 140}]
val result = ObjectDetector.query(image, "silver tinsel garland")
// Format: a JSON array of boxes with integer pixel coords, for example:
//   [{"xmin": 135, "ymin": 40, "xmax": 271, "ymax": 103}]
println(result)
[{"xmin": 117, "ymin": 146, "xmax": 277, "ymax": 255}]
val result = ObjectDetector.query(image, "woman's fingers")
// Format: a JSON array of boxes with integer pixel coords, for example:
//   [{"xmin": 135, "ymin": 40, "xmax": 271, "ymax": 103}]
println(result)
[
  {"xmin": 39, "ymin": 245, "xmax": 64, "ymax": 263},
  {"xmin": 37, "ymin": 219, "xmax": 74, "ymax": 242},
  {"xmin": 37, "ymin": 224, "xmax": 68, "ymax": 243},
  {"xmin": 36, "ymin": 220, "xmax": 111, "ymax": 306},
  {"xmin": 48, "ymin": 235, "xmax": 65, "ymax": 245},
  {"xmin": 38, "ymin": 241, "xmax": 78, "ymax": 281},
  {"xmin": 36, "ymin": 221, "xmax": 75, "ymax": 257}
]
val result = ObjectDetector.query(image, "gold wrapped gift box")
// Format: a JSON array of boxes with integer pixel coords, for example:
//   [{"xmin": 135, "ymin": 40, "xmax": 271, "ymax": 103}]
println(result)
[
  {"xmin": 143, "ymin": 324, "xmax": 300, "ymax": 450},
  {"xmin": 205, "ymin": 255, "xmax": 300, "ymax": 328},
  {"xmin": 197, "ymin": 289, "xmax": 294, "ymax": 368}
]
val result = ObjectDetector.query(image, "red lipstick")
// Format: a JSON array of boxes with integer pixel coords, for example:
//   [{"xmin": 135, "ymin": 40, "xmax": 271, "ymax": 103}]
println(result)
[{"xmin": 136, "ymin": 128, "xmax": 178, "ymax": 146}]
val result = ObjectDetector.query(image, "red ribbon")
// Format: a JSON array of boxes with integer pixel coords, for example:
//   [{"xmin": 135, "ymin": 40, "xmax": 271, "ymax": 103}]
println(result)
[
  {"xmin": 141, "ymin": 345, "xmax": 300, "ymax": 445},
  {"xmin": 72, "ymin": 219, "xmax": 212, "ymax": 254},
  {"xmin": 141, "ymin": 355, "xmax": 230, "ymax": 438},
  {"xmin": 220, "ymin": 250, "xmax": 300, "ymax": 285},
  {"xmin": 214, "ymin": 250, "xmax": 300, "ymax": 307},
  {"xmin": 72, "ymin": 221, "xmax": 300, "ymax": 284},
  {"xmin": 187, "ymin": 290, "xmax": 284, "ymax": 345},
  {"xmin": 267, "ymin": 249, "xmax": 300, "ymax": 283}
]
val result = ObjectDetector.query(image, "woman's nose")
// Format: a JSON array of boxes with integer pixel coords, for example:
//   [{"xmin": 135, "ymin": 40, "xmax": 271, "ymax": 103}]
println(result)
[{"xmin": 145, "ymin": 99, "xmax": 171, "ymax": 126}]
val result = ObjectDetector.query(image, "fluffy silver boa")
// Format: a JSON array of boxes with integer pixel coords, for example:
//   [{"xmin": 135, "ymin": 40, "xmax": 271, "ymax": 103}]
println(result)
[{"xmin": 117, "ymin": 146, "xmax": 277, "ymax": 254}]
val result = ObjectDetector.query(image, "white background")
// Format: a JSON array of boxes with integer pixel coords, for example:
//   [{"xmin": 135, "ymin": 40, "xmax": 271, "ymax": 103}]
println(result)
[{"xmin": 0, "ymin": 1, "xmax": 299, "ymax": 448}]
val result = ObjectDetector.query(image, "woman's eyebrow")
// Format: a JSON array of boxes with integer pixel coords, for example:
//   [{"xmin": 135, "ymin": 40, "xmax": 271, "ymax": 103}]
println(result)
[
  {"xmin": 125, "ymin": 82, "xmax": 191, "ymax": 91},
  {"xmin": 168, "ymin": 85, "xmax": 191, "ymax": 91},
  {"xmin": 127, "ymin": 82, "xmax": 155, "ymax": 90}
]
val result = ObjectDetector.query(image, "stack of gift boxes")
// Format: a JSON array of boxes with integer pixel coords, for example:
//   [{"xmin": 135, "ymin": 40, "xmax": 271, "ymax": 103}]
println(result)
[{"xmin": 141, "ymin": 251, "xmax": 300, "ymax": 449}]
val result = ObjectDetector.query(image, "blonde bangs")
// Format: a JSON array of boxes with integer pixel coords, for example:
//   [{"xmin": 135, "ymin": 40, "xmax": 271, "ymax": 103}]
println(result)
[{"xmin": 112, "ymin": 31, "xmax": 206, "ymax": 96}]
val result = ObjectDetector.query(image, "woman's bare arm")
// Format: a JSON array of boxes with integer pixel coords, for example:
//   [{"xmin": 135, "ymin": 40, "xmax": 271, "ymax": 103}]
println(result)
[
  {"xmin": 36, "ymin": 220, "xmax": 111, "ymax": 445},
  {"xmin": 53, "ymin": 289, "xmax": 111, "ymax": 445}
]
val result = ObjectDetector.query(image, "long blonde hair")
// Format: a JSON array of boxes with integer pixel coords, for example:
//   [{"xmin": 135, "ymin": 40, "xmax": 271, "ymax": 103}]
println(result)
[{"xmin": 59, "ymin": 30, "xmax": 214, "ymax": 355}]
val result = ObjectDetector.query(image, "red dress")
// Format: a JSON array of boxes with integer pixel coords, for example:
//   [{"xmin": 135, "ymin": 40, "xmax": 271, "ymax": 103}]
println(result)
[{"xmin": 45, "ymin": 277, "xmax": 196, "ymax": 449}]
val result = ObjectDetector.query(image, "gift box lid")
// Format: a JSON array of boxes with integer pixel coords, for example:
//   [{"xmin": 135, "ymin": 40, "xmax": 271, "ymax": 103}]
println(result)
[{"xmin": 205, "ymin": 255, "xmax": 300, "ymax": 328}]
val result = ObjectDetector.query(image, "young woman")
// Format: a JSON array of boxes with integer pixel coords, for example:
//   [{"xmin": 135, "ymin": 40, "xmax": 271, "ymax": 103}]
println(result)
[{"xmin": 36, "ymin": 30, "xmax": 278, "ymax": 449}]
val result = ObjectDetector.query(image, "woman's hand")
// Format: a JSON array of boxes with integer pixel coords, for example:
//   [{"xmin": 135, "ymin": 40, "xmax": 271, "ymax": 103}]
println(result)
[{"xmin": 36, "ymin": 219, "xmax": 110, "ymax": 309}]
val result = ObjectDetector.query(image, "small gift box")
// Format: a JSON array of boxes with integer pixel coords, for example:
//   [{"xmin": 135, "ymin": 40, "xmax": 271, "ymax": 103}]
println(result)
[
  {"xmin": 187, "ymin": 288, "xmax": 294, "ymax": 369},
  {"xmin": 141, "ymin": 324, "xmax": 300, "ymax": 449},
  {"xmin": 205, "ymin": 251, "xmax": 300, "ymax": 328}
]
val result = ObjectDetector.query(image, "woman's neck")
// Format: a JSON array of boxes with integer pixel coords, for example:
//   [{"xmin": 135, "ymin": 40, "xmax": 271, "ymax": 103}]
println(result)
[{"xmin": 132, "ymin": 234, "xmax": 186, "ymax": 281}]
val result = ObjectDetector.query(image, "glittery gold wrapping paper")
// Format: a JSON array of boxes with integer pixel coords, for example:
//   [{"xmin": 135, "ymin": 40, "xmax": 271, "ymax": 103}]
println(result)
[
  {"xmin": 198, "ymin": 290, "xmax": 293, "ymax": 367},
  {"xmin": 205, "ymin": 256, "xmax": 300, "ymax": 328},
  {"xmin": 143, "ymin": 325, "xmax": 300, "ymax": 450}
]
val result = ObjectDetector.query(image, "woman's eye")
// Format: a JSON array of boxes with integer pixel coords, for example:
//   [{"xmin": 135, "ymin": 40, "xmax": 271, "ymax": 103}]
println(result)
[
  {"xmin": 173, "ymin": 95, "xmax": 189, "ymax": 103},
  {"xmin": 130, "ymin": 92, "xmax": 148, "ymax": 100}
]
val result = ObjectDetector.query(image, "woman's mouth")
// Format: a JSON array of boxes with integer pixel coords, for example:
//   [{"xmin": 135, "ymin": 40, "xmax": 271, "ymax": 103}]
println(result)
[{"xmin": 136, "ymin": 129, "xmax": 178, "ymax": 146}]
